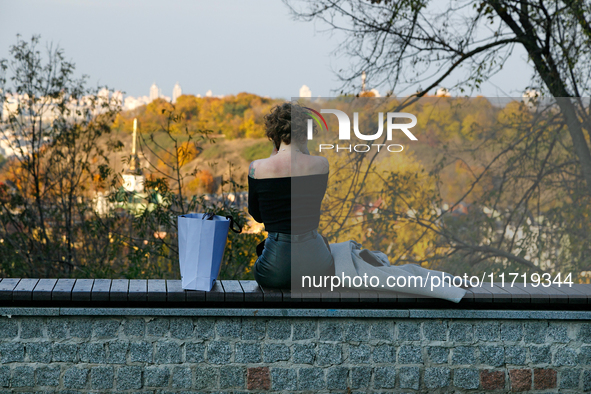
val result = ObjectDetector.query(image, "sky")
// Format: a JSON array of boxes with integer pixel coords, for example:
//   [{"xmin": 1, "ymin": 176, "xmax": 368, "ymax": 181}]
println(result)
[{"xmin": 0, "ymin": 0, "xmax": 533, "ymax": 100}]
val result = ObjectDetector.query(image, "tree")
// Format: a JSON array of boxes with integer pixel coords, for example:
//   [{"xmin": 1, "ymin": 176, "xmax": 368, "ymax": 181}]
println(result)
[
  {"xmin": 287, "ymin": 0, "xmax": 591, "ymax": 194},
  {"xmin": 0, "ymin": 35, "xmax": 122, "ymax": 276}
]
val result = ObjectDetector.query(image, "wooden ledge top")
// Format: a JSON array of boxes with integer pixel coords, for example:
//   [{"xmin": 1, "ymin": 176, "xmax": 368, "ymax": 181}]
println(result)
[{"xmin": 0, "ymin": 278, "xmax": 590, "ymax": 309}]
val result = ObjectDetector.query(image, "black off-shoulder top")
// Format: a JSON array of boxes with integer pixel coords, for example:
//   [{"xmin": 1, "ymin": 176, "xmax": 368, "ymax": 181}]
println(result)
[{"xmin": 248, "ymin": 173, "xmax": 329, "ymax": 235}]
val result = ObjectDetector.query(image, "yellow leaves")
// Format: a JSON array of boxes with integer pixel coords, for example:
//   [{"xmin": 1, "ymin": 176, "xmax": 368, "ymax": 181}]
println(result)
[{"xmin": 177, "ymin": 141, "xmax": 199, "ymax": 167}]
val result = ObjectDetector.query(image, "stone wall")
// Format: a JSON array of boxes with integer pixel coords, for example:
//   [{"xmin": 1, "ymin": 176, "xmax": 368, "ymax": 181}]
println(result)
[{"xmin": 0, "ymin": 310, "xmax": 590, "ymax": 392}]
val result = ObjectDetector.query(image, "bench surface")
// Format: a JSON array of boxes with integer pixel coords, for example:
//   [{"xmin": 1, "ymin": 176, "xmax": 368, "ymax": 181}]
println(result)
[{"xmin": 0, "ymin": 278, "xmax": 590, "ymax": 309}]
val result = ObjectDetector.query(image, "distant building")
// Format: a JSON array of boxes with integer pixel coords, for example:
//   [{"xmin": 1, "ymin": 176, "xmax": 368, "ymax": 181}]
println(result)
[
  {"xmin": 123, "ymin": 96, "xmax": 151, "ymax": 111},
  {"xmin": 299, "ymin": 85, "xmax": 312, "ymax": 98},
  {"xmin": 205, "ymin": 90, "xmax": 213, "ymax": 98},
  {"xmin": 172, "ymin": 83, "xmax": 182, "ymax": 104},
  {"xmin": 435, "ymin": 87, "xmax": 451, "ymax": 97},
  {"xmin": 149, "ymin": 83, "xmax": 160, "ymax": 102}
]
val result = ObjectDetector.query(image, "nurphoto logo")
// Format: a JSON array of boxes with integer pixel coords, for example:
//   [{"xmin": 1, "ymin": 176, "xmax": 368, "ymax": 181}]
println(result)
[{"xmin": 304, "ymin": 107, "xmax": 418, "ymax": 153}]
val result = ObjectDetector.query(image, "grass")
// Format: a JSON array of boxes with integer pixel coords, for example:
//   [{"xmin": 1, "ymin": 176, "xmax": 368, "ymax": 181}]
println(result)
[{"xmin": 241, "ymin": 141, "xmax": 272, "ymax": 161}]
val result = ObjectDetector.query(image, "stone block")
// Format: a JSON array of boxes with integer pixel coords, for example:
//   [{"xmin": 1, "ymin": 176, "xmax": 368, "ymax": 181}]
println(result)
[
  {"xmin": 349, "ymin": 344, "xmax": 371, "ymax": 364},
  {"xmin": 292, "ymin": 343, "xmax": 315, "ymax": 364},
  {"xmin": 553, "ymin": 347, "xmax": 576, "ymax": 366},
  {"xmin": 11, "ymin": 365, "xmax": 34, "ymax": 387},
  {"xmin": 398, "ymin": 345, "xmax": 422, "ymax": 364},
  {"xmin": 583, "ymin": 370, "xmax": 591, "ymax": 391},
  {"xmin": 194, "ymin": 318, "xmax": 215, "ymax": 339},
  {"xmin": 369, "ymin": 320, "xmax": 393, "ymax": 341},
  {"xmin": 78, "ymin": 342, "xmax": 106, "ymax": 363},
  {"xmin": 452, "ymin": 346, "xmax": 475, "ymax": 365},
  {"xmin": 144, "ymin": 366, "xmax": 169, "ymax": 387},
  {"xmin": 262, "ymin": 343, "xmax": 290, "ymax": 363},
  {"xmin": 170, "ymin": 318, "xmax": 194, "ymax": 339},
  {"xmin": 194, "ymin": 366, "xmax": 217, "ymax": 390},
  {"xmin": 423, "ymin": 321, "xmax": 447, "ymax": 341},
  {"xmin": 267, "ymin": 320, "xmax": 291, "ymax": 340},
  {"xmin": 316, "ymin": 343, "xmax": 342, "ymax": 366},
  {"xmin": 154, "ymin": 342, "xmax": 182, "ymax": 364},
  {"xmin": 0, "ymin": 318, "xmax": 17, "ymax": 338},
  {"xmin": 548, "ymin": 323, "xmax": 569, "ymax": 343},
  {"xmin": 130, "ymin": 341, "xmax": 153, "ymax": 363},
  {"xmin": 216, "ymin": 318, "xmax": 241, "ymax": 338},
  {"xmin": 63, "ymin": 367, "xmax": 88, "ymax": 389},
  {"xmin": 20, "ymin": 318, "xmax": 44, "ymax": 339},
  {"xmin": 533, "ymin": 368, "xmax": 556, "ymax": 390},
  {"xmin": 326, "ymin": 367, "xmax": 348, "ymax": 390},
  {"xmin": 90, "ymin": 366, "xmax": 114, "ymax": 390},
  {"xmin": 26, "ymin": 342, "xmax": 52, "ymax": 363},
  {"xmin": 269, "ymin": 367, "xmax": 295, "ymax": 390},
  {"xmin": 343, "ymin": 321, "xmax": 370, "ymax": 341},
  {"xmin": 299, "ymin": 367, "xmax": 326, "ymax": 390},
  {"xmin": 93, "ymin": 319, "xmax": 120, "ymax": 338},
  {"xmin": 292, "ymin": 319, "xmax": 316, "ymax": 340},
  {"xmin": 0, "ymin": 366, "xmax": 8, "ymax": 388},
  {"xmin": 578, "ymin": 323, "xmax": 591, "ymax": 343},
  {"xmin": 241, "ymin": 319, "xmax": 266, "ymax": 340},
  {"xmin": 146, "ymin": 318, "xmax": 169, "ymax": 337},
  {"xmin": 68, "ymin": 318, "xmax": 92, "ymax": 338},
  {"xmin": 246, "ymin": 367, "xmax": 270, "ymax": 390},
  {"xmin": 454, "ymin": 368, "xmax": 479, "ymax": 389},
  {"xmin": 51, "ymin": 343, "xmax": 76, "ymax": 363},
  {"xmin": 185, "ymin": 342, "xmax": 206, "ymax": 363},
  {"xmin": 107, "ymin": 341, "xmax": 128, "ymax": 364},
  {"xmin": 349, "ymin": 366, "xmax": 371, "ymax": 389},
  {"xmin": 474, "ymin": 322, "xmax": 499, "ymax": 341},
  {"xmin": 529, "ymin": 345, "xmax": 551, "ymax": 364},
  {"xmin": 501, "ymin": 322, "xmax": 523, "ymax": 342},
  {"xmin": 579, "ymin": 346, "xmax": 591, "ymax": 365},
  {"xmin": 172, "ymin": 366, "xmax": 192, "ymax": 388},
  {"xmin": 235, "ymin": 343, "xmax": 261, "ymax": 364},
  {"xmin": 559, "ymin": 368, "xmax": 580, "ymax": 389},
  {"xmin": 424, "ymin": 367, "xmax": 450, "ymax": 389},
  {"xmin": 35, "ymin": 365, "xmax": 60, "ymax": 387},
  {"xmin": 449, "ymin": 322, "xmax": 473, "ymax": 342},
  {"xmin": 428, "ymin": 346, "xmax": 449, "ymax": 364},
  {"xmin": 373, "ymin": 366, "xmax": 395, "ymax": 389},
  {"xmin": 479, "ymin": 346, "xmax": 504, "ymax": 367},
  {"xmin": 116, "ymin": 365, "xmax": 142, "ymax": 390},
  {"xmin": 399, "ymin": 366, "xmax": 420, "ymax": 390},
  {"xmin": 480, "ymin": 369, "xmax": 504, "ymax": 390},
  {"xmin": 372, "ymin": 344, "xmax": 395, "ymax": 363},
  {"xmin": 123, "ymin": 318, "xmax": 145, "ymax": 337},
  {"xmin": 524, "ymin": 322, "xmax": 548, "ymax": 344},
  {"xmin": 220, "ymin": 366, "xmax": 244, "ymax": 389},
  {"xmin": 46, "ymin": 318, "xmax": 67, "ymax": 339},
  {"xmin": 398, "ymin": 322, "xmax": 420, "ymax": 341},
  {"xmin": 0, "ymin": 342, "xmax": 24, "ymax": 363},
  {"xmin": 319, "ymin": 321, "xmax": 342, "ymax": 341},
  {"xmin": 509, "ymin": 368, "xmax": 532, "ymax": 391},
  {"xmin": 504, "ymin": 346, "xmax": 526, "ymax": 365},
  {"xmin": 207, "ymin": 341, "xmax": 232, "ymax": 364}
]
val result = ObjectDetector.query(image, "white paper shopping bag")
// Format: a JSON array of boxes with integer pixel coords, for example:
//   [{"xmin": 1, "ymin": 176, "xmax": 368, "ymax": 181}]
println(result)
[{"xmin": 178, "ymin": 213, "xmax": 231, "ymax": 291}]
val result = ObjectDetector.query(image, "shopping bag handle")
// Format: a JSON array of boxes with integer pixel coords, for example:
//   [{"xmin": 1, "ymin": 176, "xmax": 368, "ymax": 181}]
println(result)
[
  {"xmin": 202, "ymin": 212, "xmax": 242, "ymax": 233},
  {"xmin": 226, "ymin": 215, "xmax": 242, "ymax": 233}
]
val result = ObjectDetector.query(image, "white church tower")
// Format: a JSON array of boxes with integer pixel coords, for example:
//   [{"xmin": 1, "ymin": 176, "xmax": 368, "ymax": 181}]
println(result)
[
  {"xmin": 122, "ymin": 118, "xmax": 145, "ymax": 193},
  {"xmin": 172, "ymin": 82, "xmax": 182, "ymax": 104}
]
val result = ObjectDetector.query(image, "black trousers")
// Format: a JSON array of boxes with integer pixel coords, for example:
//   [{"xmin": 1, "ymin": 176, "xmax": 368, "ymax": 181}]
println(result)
[{"xmin": 253, "ymin": 229, "xmax": 335, "ymax": 289}]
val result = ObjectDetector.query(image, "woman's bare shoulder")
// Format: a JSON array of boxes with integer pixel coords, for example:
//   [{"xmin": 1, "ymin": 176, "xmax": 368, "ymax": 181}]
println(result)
[{"xmin": 311, "ymin": 155, "xmax": 329, "ymax": 174}]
